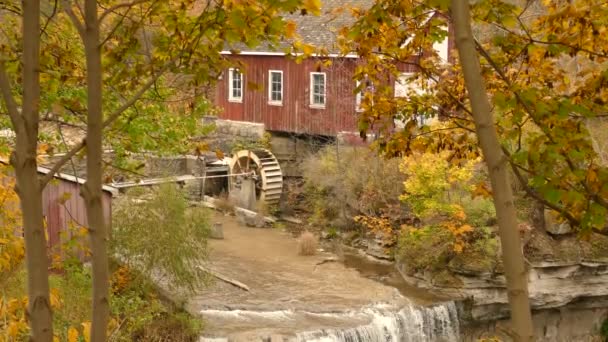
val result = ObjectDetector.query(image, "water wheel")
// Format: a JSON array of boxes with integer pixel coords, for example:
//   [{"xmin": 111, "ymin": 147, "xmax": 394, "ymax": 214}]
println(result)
[{"xmin": 229, "ymin": 149, "xmax": 283, "ymax": 204}]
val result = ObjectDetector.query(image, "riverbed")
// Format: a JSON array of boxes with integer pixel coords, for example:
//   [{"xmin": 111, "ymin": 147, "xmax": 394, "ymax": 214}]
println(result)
[{"xmin": 189, "ymin": 213, "xmax": 460, "ymax": 341}]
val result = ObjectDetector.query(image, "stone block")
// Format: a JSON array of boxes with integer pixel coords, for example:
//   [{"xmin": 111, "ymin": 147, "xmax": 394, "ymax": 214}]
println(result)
[
  {"xmin": 210, "ymin": 222, "xmax": 224, "ymax": 239},
  {"xmin": 544, "ymin": 209, "xmax": 573, "ymax": 235}
]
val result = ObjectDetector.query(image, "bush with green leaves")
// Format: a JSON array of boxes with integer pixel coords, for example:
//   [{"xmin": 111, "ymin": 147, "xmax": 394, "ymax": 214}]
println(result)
[
  {"xmin": 397, "ymin": 225, "xmax": 455, "ymax": 273},
  {"xmin": 461, "ymin": 196, "xmax": 496, "ymax": 228},
  {"xmin": 112, "ymin": 184, "xmax": 211, "ymax": 292},
  {"xmin": 398, "ymin": 225, "xmax": 500, "ymax": 277}
]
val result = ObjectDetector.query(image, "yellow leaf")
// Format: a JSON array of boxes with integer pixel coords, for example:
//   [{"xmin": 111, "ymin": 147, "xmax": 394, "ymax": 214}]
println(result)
[
  {"xmin": 68, "ymin": 327, "xmax": 79, "ymax": 342},
  {"xmin": 57, "ymin": 192, "xmax": 72, "ymax": 205},
  {"xmin": 50, "ymin": 288, "xmax": 62, "ymax": 309},
  {"xmin": 302, "ymin": 44, "xmax": 315, "ymax": 55},
  {"xmin": 587, "ymin": 168, "xmax": 598, "ymax": 183},
  {"xmin": 453, "ymin": 242, "xmax": 463, "ymax": 253},
  {"xmin": 303, "ymin": 0, "xmax": 321, "ymax": 16},
  {"xmin": 81, "ymin": 321, "xmax": 91, "ymax": 342}
]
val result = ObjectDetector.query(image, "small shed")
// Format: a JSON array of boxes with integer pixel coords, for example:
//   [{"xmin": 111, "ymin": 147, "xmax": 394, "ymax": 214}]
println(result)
[
  {"xmin": 1, "ymin": 158, "xmax": 117, "ymax": 251},
  {"xmin": 37, "ymin": 166, "xmax": 117, "ymax": 250}
]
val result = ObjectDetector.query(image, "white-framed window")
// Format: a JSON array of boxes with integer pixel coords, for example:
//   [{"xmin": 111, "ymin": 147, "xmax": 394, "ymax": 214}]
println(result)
[
  {"xmin": 310, "ymin": 72, "xmax": 326, "ymax": 108},
  {"xmin": 268, "ymin": 70, "xmax": 283, "ymax": 105},
  {"xmin": 228, "ymin": 68, "xmax": 243, "ymax": 102}
]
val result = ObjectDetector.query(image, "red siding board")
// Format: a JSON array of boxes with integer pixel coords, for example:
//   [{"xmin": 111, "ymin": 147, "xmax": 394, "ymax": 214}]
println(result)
[
  {"xmin": 41, "ymin": 179, "xmax": 112, "ymax": 251},
  {"xmin": 1, "ymin": 167, "xmax": 113, "ymax": 256},
  {"xmin": 215, "ymin": 55, "xmax": 430, "ymax": 136},
  {"xmin": 216, "ymin": 56, "xmax": 362, "ymax": 136}
]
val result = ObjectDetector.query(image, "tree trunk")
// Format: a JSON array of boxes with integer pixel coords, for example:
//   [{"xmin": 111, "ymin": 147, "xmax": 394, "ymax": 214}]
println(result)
[
  {"xmin": 14, "ymin": 1, "xmax": 54, "ymax": 340},
  {"xmin": 83, "ymin": 0, "xmax": 110, "ymax": 340},
  {"xmin": 451, "ymin": 0, "xmax": 534, "ymax": 340}
]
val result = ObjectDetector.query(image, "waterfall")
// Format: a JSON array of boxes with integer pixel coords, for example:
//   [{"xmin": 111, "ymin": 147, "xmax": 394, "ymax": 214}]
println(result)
[
  {"xmin": 200, "ymin": 301, "xmax": 460, "ymax": 341},
  {"xmin": 295, "ymin": 302, "xmax": 460, "ymax": 342}
]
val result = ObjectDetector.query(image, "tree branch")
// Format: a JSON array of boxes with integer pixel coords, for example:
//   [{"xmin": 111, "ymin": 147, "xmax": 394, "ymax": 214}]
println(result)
[
  {"xmin": 98, "ymin": 0, "xmax": 148, "ymax": 24},
  {"xmin": 0, "ymin": 1, "xmax": 21, "ymax": 15},
  {"xmin": 41, "ymin": 0, "xmax": 59, "ymax": 37},
  {"xmin": 0, "ymin": 62, "xmax": 20, "ymax": 127},
  {"xmin": 39, "ymin": 140, "xmax": 85, "ymax": 187},
  {"xmin": 62, "ymin": 0, "xmax": 85, "ymax": 38},
  {"xmin": 39, "ymin": 63, "xmax": 169, "ymax": 188},
  {"xmin": 102, "ymin": 63, "xmax": 169, "ymax": 130}
]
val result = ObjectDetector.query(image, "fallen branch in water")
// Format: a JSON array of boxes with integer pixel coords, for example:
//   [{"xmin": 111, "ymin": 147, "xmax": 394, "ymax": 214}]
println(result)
[
  {"xmin": 313, "ymin": 257, "xmax": 340, "ymax": 271},
  {"xmin": 197, "ymin": 265, "xmax": 250, "ymax": 292}
]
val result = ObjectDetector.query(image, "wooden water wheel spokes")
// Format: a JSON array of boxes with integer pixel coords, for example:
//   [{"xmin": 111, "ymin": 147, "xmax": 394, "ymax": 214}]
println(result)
[{"xmin": 228, "ymin": 149, "xmax": 283, "ymax": 204}]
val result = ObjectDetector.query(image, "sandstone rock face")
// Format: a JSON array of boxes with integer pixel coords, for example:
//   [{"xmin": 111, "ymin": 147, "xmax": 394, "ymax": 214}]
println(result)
[
  {"xmin": 544, "ymin": 209, "xmax": 573, "ymax": 235},
  {"xmin": 364, "ymin": 237, "xmax": 394, "ymax": 260},
  {"xmin": 398, "ymin": 260, "xmax": 608, "ymax": 321},
  {"xmin": 462, "ymin": 304, "xmax": 608, "ymax": 341}
]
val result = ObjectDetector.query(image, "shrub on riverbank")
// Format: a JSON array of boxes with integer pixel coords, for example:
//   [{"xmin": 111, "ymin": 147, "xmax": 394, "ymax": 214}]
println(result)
[
  {"xmin": 112, "ymin": 184, "xmax": 211, "ymax": 292},
  {"xmin": 397, "ymin": 225, "xmax": 500, "ymax": 278},
  {"xmin": 1, "ymin": 259, "xmax": 203, "ymax": 341},
  {"xmin": 298, "ymin": 231, "xmax": 318, "ymax": 256},
  {"xmin": 301, "ymin": 145, "xmax": 407, "ymax": 229}
]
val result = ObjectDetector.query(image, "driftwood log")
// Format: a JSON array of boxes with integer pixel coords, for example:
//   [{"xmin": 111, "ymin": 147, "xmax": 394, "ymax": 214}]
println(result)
[{"xmin": 197, "ymin": 265, "xmax": 250, "ymax": 291}]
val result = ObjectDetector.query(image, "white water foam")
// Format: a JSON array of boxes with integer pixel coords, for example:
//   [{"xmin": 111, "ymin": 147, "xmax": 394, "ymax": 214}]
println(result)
[
  {"xmin": 201, "ymin": 309, "xmax": 295, "ymax": 320},
  {"xmin": 201, "ymin": 301, "xmax": 460, "ymax": 341},
  {"xmin": 295, "ymin": 302, "xmax": 460, "ymax": 342}
]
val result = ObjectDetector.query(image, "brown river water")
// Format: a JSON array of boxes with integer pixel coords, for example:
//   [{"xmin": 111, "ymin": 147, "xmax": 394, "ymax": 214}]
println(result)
[{"xmin": 190, "ymin": 213, "xmax": 460, "ymax": 341}]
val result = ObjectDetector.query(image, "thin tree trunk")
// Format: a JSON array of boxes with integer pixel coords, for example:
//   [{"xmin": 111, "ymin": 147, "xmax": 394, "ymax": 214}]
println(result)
[
  {"xmin": 82, "ymin": 0, "xmax": 110, "ymax": 340},
  {"xmin": 13, "ymin": 1, "xmax": 54, "ymax": 340},
  {"xmin": 451, "ymin": 0, "xmax": 534, "ymax": 340}
]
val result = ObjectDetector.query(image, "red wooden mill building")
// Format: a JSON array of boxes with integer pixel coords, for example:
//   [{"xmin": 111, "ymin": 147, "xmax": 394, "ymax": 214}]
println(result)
[{"xmin": 214, "ymin": 0, "xmax": 452, "ymax": 137}]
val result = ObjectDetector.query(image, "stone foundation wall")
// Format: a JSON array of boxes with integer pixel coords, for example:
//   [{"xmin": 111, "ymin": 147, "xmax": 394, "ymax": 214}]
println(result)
[{"xmin": 462, "ymin": 304, "xmax": 607, "ymax": 341}]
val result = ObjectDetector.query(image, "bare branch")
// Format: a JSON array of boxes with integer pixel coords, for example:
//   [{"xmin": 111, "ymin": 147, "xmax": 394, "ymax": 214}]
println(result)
[
  {"xmin": 57, "ymin": 122, "xmax": 81, "ymax": 183},
  {"xmin": 102, "ymin": 63, "xmax": 169, "ymax": 130},
  {"xmin": 0, "ymin": 62, "xmax": 20, "ymax": 127},
  {"xmin": 98, "ymin": 0, "xmax": 148, "ymax": 24},
  {"xmin": 41, "ymin": 0, "xmax": 59, "ymax": 37},
  {"xmin": 62, "ymin": 0, "xmax": 85, "ymax": 38},
  {"xmin": 0, "ymin": 1, "xmax": 21, "ymax": 15},
  {"xmin": 39, "ymin": 139, "xmax": 85, "ymax": 187}
]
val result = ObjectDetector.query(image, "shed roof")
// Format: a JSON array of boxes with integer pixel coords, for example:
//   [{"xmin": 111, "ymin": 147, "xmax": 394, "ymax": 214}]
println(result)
[
  {"xmin": 224, "ymin": 0, "xmax": 372, "ymax": 55},
  {"xmin": 0, "ymin": 158, "xmax": 118, "ymax": 197},
  {"xmin": 36, "ymin": 166, "xmax": 119, "ymax": 197}
]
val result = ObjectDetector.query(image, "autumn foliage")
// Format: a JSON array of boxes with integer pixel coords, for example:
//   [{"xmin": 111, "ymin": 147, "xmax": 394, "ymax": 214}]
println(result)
[{"xmin": 344, "ymin": 0, "xmax": 608, "ymax": 236}]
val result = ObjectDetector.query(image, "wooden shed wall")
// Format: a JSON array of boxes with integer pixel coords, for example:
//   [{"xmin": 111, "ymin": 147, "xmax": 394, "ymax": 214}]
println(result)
[{"xmin": 42, "ymin": 179, "xmax": 112, "ymax": 250}]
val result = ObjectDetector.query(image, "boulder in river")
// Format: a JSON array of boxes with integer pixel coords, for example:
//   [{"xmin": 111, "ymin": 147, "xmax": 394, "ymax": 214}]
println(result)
[{"xmin": 210, "ymin": 222, "xmax": 224, "ymax": 239}]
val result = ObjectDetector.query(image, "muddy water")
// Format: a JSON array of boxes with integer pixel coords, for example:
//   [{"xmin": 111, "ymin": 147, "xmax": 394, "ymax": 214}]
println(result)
[
  {"xmin": 340, "ymin": 250, "xmax": 446, "ymax": 305},
  {"xmin": 192, "ymin": 214, "xmax": 459, "ymax": 341}
]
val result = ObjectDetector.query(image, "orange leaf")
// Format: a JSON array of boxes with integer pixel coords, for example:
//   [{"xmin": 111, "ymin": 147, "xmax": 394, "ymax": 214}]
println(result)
[
  {"xmin": 472, "ymin": 182, "xmax": 493, "ymax": 198},
  {"xmin": 285, "ymin": 20, "xmax": 297, "ymax": 39},
  {"xmin": 215, "ymin": 149, "xmax": 225, "ymax": 160}
]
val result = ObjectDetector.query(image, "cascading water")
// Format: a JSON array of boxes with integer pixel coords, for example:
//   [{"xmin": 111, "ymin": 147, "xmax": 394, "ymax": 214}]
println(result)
[
  {"xmin": 295, "ymin": 302, "xmax": 460, "ymax": 342},
  {"xmin": 200, "ymin": 301, "xmax": 460, "ymax": 341}
]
